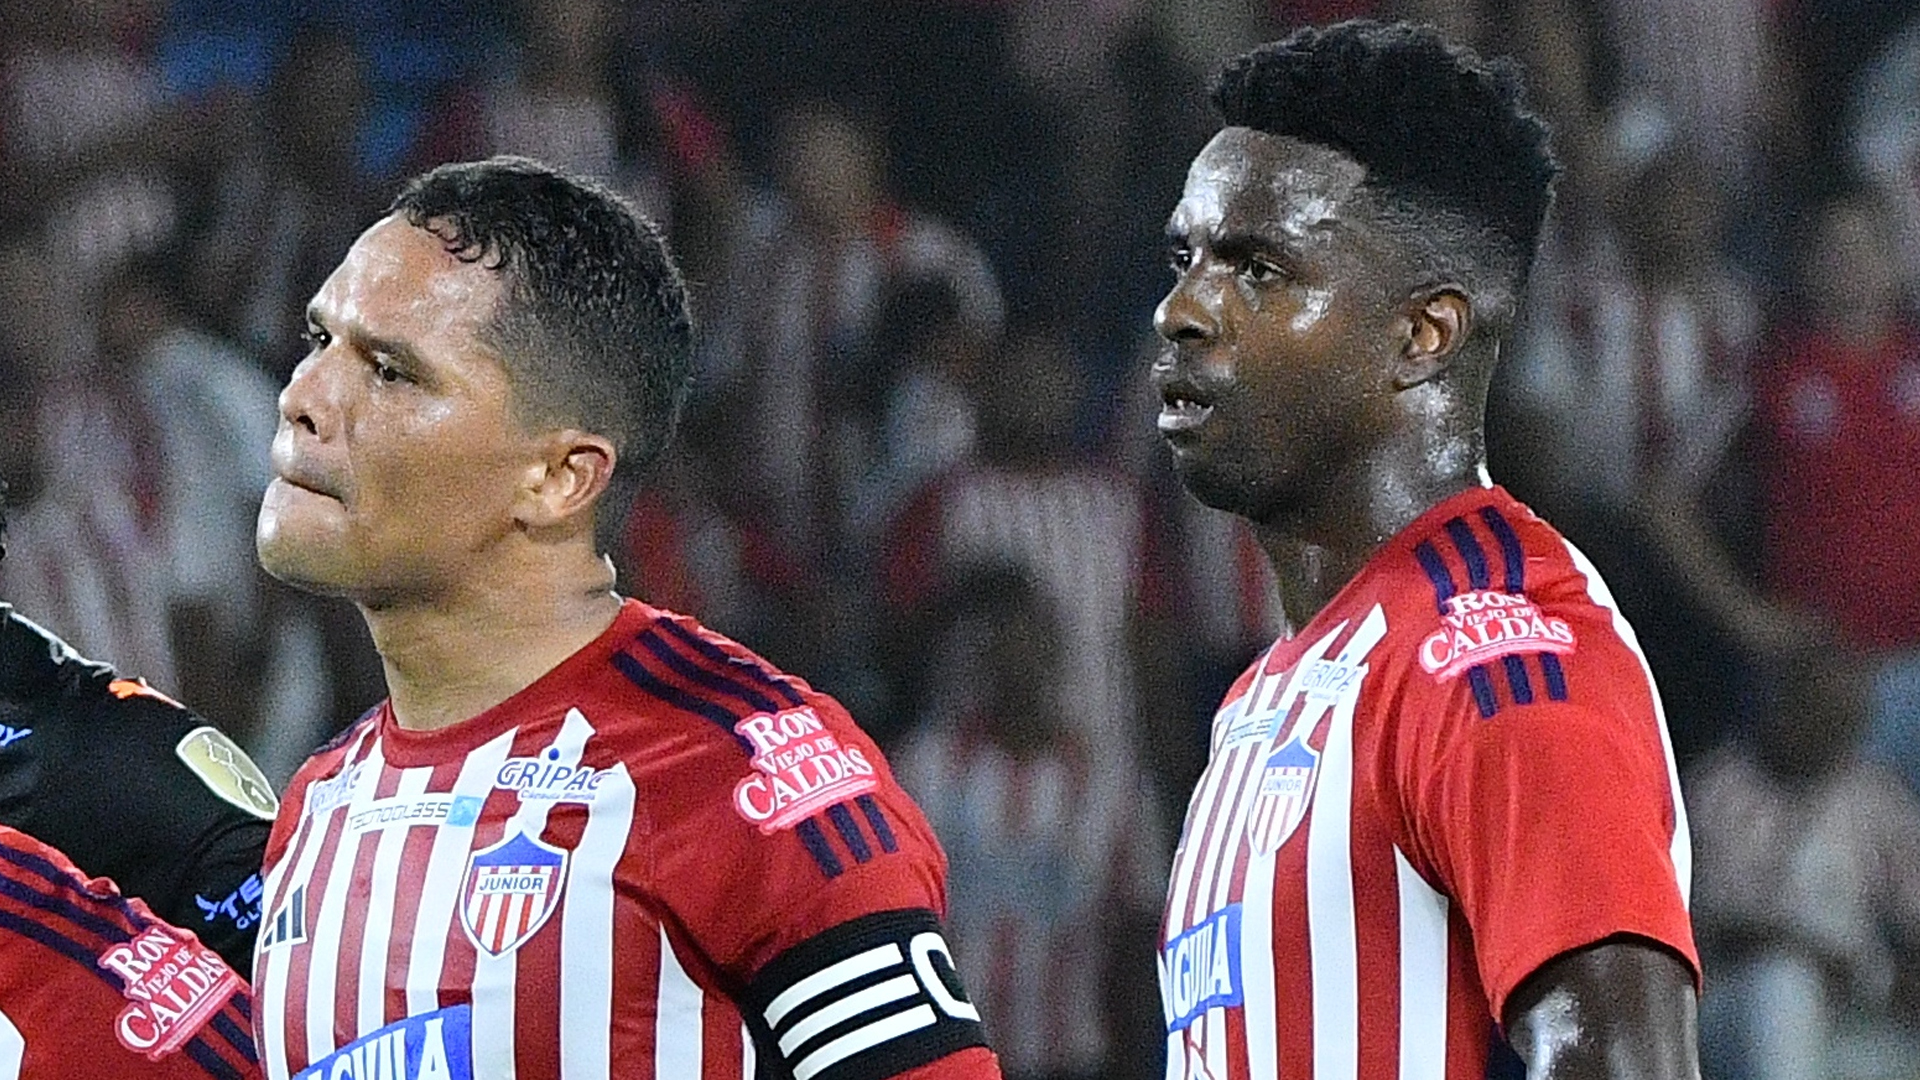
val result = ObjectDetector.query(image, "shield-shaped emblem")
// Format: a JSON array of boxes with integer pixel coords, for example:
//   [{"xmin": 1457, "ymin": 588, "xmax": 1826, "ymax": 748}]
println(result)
[
  {"xmin": 461, "ymin": 830, "xmax": 569, "ymax": 957},
  {"xmin": 1246, "ymin": 733, "xmax": 1320, "ymax": 856}
]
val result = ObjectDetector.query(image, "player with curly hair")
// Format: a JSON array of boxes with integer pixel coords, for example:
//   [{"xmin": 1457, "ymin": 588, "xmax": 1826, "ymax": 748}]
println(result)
[{"xmin": 1152, "ymin": 21, "xmax": 1698, "ymax": 1080}]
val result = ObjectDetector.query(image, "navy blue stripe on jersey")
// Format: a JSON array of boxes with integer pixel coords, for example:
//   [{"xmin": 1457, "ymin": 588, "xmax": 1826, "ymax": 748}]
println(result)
[
  {"xmin": 184, "ymin": 1036, "xmax": 245, "ymax": 1080},
  {"xmin": 855, "ymin": 795, "xmax": 899, "ymax": 854},
  {"xmin": 1539, "ymin": 653, "xmax": 1569, "ymax": 700},
  {"xmin": 232, "ymin": 994, "xmax": 251, "ymax": 1023},
  {"xmin": 1478, "ymin": 506, "xmax": 1527, "ymax": 593},
  {"xmin": 826, "ymin": 803, "xmax": 874, "ymax": 864},
  {"xmin": 1443, "ymin": 517, "xmax": 1492, "ymax": 590},
  {"xmin": 610, "ymin": 650, "xmax": 755, "ymax": 753},
  {"xmin": 0, "ymin": 904, "xmax": 115, "ymax": 979},
  {"xmin": 655, "ymin": 618, "xmax": 806, "ymax": 708},
  {"xmin": 0, "ymin": 843, "xmax": 138, "ymax": 945},
  {"xmin": 633, "ymin": 628, "xmax": 784, "ymax": 715},
  {"xmin": 795, "ymin": 818, "xmax": 844, "ymax": 879},
  {"xmin": 1502, "ymin": 654, "xmax": 1535, "ymax": 705},
  {"xmin": 1466, "ymin": 667, "xmax": 1499, "ymax": 718},
  {"xmin": 1413, "ymin": 540, "xmax": 1456, "ymax": 612},
  {"xmin": 209, "ymin": 1011, "xmax": 258, "ymax": 1064}
]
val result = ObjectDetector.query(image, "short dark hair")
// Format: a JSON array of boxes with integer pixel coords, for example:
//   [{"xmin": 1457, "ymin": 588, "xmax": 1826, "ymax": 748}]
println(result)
[
  {"xmin": 1211, "ymin": 21, "xmax": 1558, "ymax": 326},
  {"xmin": 389, "ymin": 156, "xmax": 694, "ymax": 474}
]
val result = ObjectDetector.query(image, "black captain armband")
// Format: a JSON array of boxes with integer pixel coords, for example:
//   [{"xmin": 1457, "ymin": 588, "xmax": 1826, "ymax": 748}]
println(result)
[{"xmin": 741, "ymin": 909, "xmax": 987, "ymax": 1080}]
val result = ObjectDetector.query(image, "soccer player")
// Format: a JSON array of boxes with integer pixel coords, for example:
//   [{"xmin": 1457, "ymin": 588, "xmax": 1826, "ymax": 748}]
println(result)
[
  {"xmin": 0, "ymin": 822, "xmax": 259, "ymax": 1078},
  {"xmin": 1150, "ymin": 22, "xmax": 1698, "ymax": 1080},
  {"xmin": 0, "ymin": 490, "xmax": 276, "ymax": 973},
  {"xmin": 250, "ymin": 157, "xmax": 1000, "ymax": 1080}
]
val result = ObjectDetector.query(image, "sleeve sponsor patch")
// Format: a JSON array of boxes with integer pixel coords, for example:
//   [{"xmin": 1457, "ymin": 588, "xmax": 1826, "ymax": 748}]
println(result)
[
  {"xmin": 743, "ymin": 909, "xmax": 987, "ymax": 1080},
  {"xmin": 733, "ymin": 707, "xmax": 879, "ymax": 833},
  {"xmin": 1416, "ymin": 589, "xmax": 1576, "ymax": 681},
  {"xmin": 175, "ymin": 726, "xmax": 280, "ymax": 820},
  {"xmin": 96, "ymin": 924, "xmax": 243, "ymax": 1061}
]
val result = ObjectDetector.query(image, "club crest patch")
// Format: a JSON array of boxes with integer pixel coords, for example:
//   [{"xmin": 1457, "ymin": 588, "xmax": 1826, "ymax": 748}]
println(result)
[
  {"xmin": 1246, "ymin": 732, "xmax": 1320, "ymax": 856},
  {"xmin": 460, "ymin": 831, "xmax": 568, "ymax": 957},
  {"xmin": 1418, "ymin": 589, "xmax": 1575, "ymax": 681}
]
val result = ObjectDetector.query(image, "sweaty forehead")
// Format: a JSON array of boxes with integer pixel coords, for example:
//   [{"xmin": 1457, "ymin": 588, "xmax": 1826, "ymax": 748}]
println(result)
[
  {"xmin": 1171, "ymin": 127, "xmax": 1370, "ymax": 242},
  {"xmin": 314, "ymin": 216, "xmax": 504, "ymax": 341}
]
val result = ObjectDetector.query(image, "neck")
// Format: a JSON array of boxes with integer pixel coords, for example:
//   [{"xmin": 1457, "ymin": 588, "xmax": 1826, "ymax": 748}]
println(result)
[
  {"xmin": 1255, "ymin": 405, "xmax": 1487, "ymax": 633},
  {"xmin": 362, "ymin": 550, "xmax": 622, "ymax": 732}
]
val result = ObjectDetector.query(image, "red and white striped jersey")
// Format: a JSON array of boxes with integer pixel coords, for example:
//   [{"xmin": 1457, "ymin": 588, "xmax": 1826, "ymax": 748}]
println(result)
[
  {"xmin": 1159, "ymin": 485, "xmax": 1698, "ymax": 1080},
  {"xmin": 254, "ymin": 599, "xmax": 1000, "ymax": 1080}
]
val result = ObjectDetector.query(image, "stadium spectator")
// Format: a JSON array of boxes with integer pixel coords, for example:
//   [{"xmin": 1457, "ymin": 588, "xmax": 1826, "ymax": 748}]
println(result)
[
  {"xmin": 1689, "ymin": 654, "xmax": 1920, "ymax": 1079},
  {"xmin": 893, "ymin": 564, "xmax": 1165, "ymax": 1080}
]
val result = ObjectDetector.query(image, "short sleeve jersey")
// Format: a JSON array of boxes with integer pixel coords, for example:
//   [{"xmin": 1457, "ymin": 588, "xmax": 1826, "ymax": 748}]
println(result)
[
  {"xmin": 0, "ymin": 824, "xmax": 260, "ymax": 1079},
  {"xmin": 1158, "ymin": 486, "xmax": 1697, "ymax": 1080},
  {"xmin": 254, "ymin": 599, "xmax": 997, "ymax": 1080},
  {"xmin": 0, "ymin": 606, "xmax": 277, "ymax": 972}
]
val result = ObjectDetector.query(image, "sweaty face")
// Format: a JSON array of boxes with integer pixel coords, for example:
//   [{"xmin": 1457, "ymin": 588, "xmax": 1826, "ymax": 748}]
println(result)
[
  {"xmin": 256, "ymin": 216, "xmax": 539, "ymax": 603},
  {"xmin": 1153, "ymin": 128, "xmax": 1402, "ymax": 524}
]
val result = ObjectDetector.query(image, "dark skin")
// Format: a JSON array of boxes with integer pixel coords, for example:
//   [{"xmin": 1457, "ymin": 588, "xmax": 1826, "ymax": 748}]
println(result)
[{"xmin": 1152, "ymin": 127, "xmax": 1699, "ymax": 1079}]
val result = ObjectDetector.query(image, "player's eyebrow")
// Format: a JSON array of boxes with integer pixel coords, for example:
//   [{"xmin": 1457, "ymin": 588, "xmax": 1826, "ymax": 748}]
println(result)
[{"xmin": 306, "ymin": 304, "xmax": 428, "ymax": 372}]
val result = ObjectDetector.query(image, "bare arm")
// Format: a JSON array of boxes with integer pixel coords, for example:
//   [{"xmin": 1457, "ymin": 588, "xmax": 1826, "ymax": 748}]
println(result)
[{"xmin": 1504, "ymin": 939, "xmax": 1700, "ymax": 1080}]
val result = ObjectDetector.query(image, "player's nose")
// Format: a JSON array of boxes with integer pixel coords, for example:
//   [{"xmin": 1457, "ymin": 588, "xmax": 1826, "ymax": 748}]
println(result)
[
  {"xmin": 1155, "ymin": 274, "xmax": 1219, "ymax": 345},
  {"xmin": 278, "ymin": 349, "xmax": 339, "ymax": 441}
]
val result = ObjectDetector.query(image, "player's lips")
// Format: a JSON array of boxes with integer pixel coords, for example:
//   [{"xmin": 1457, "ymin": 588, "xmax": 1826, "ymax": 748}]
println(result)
[
  {"xmin": 1155, "ymin": 373, "xmax": 1217, "ymax": 437},
  {"xmin": 269, "ymin": 465, "xmax": 342, "ymax": 502}
]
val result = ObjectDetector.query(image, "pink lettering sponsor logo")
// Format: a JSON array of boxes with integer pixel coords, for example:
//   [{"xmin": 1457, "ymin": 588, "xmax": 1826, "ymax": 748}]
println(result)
[
  {"xmin": 97, "ymin": 925, "xmax": 241, "ymax": 1061},
  {"xmin": 1417, "ymin": 589, "xmax": 1576, "ymax": 681},
  {"xmin": 732, "ymin": 706, "xmax": 877, "ymax": 833}
]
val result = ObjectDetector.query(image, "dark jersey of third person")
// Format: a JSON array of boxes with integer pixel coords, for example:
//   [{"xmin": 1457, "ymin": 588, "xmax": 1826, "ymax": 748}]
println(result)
[{"xmin": 0, "ymin": 605, "xmax": 278, "ymax": 971}]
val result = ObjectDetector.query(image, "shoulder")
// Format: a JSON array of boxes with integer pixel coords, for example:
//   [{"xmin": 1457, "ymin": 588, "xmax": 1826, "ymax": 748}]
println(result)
[
  {"xmin": 606, "ymin": 604, "xmax": 824, "ymax": 754},
  {"xmin": 1371, "ymin": 491, "xmax": 1650, "ymax": 722}
]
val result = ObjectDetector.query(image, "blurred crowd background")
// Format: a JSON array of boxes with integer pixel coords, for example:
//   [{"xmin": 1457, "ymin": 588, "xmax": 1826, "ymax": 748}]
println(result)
[{"xmin": 4, "ymin": 0, "xmax": 1920, "ymax": 1077}]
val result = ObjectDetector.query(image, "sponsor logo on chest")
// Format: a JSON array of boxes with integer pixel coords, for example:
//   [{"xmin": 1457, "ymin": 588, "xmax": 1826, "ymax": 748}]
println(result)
[
  {"xmin": 1418, "ymin": 589, "xmax": 1576, "ymax": 681},
  {"xmin": 494, "ymin": 751, "xmax": 613, "ymax": 803},
  {"xmin": 1160, "ymin": 904, "xmax": 1243, "ymax": 1033},
  {"xmin": 96, "ymin": 925, "xmax": 242, "ymax": 1061},
  {"xmin": 731, "ymin": 706, "xmax": 878, "ymax": 832},
  {"xmin": 459, "ymin": 830, "xmax": 569, "ymax": 957},
  {"xmin": 294, "ymin": 1005, "xmax": 472, "ymax": 1080},
  {"xmin": 305, "ymin": 761, "xmax": 368, "ymax": 819}
]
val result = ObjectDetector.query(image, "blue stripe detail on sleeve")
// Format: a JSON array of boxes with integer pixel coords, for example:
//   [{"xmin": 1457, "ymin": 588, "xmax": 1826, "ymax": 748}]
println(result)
[
  {"xmin": 655, "ymin": 619, "xmax": 806, "ymax": 707},
  {"xmin": 1538, "ymin": 653, "xmax": 1569, "ymax": 700},
  {"xmin": 1443, "ymin": 517, "xmax": 1491, "ymax": 590},
  {"xmin": 855, "ymin": 795, "xmax": 898, "ymax": 853},
  {"xmin": 610, "ymin": 650, "xmax": 754, "ymax": 752},
  {"xmin": 1467, "ymin": 666, "xmax": 1499, "ymax": 718},
  {"xmin": 1413, "ymin": 540, "xmax": 1457, "ymax": 612},
  {"xmin": 825, "ymin": 803, "xmax": 873, "ymax": 864},
  {"xmin": 185, "ymin": 1037, "xmax": 243, "ymax": 1080},
  {"xmin": 232, "ymin": 994, "xmax": 251, "ymax": 1023},
  {"xmin": 1478, "ymin": 506, "xmax": 1527, "ymax": 594},
  {"xmin": 1502, "ymin": 654, "xmax": 1535, "ymax": 705},
  {"xmin": 634, "ymin": 629, "xmax": 783, "ymax": 715},
  {"xmin": 0, "ymin": 846, "xmax": 137, "ymax": 945},
  {"xmin": 0, "ymin": 905, "xmax": 117, "ymax": 978},
  {"xmin": 794, "ymin": 818, "xmax": 844, "ymax": 879},
  {"xmin": 209, "ymin": 1010, "xmax": 258, "ymax": 1064}
]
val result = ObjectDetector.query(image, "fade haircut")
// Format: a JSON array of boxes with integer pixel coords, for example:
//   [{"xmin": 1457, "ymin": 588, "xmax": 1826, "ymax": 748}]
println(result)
[
  {"xmin": 1211, "ymin": 21, "xmax": 1558, "ymax": 332},
  {"xmin": 389, "ymin": 156, "xmax": 694, "ymax": 474}
]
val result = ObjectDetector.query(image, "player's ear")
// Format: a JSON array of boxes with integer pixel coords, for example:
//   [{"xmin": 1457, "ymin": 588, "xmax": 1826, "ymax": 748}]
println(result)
[
  {"xmin": 515, "ymin": 430, "xmax": 617, "ymax": 532},
  {"xmin": 1391, "ymin": 286, "xmax": 1472, "ymax": 390}
]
